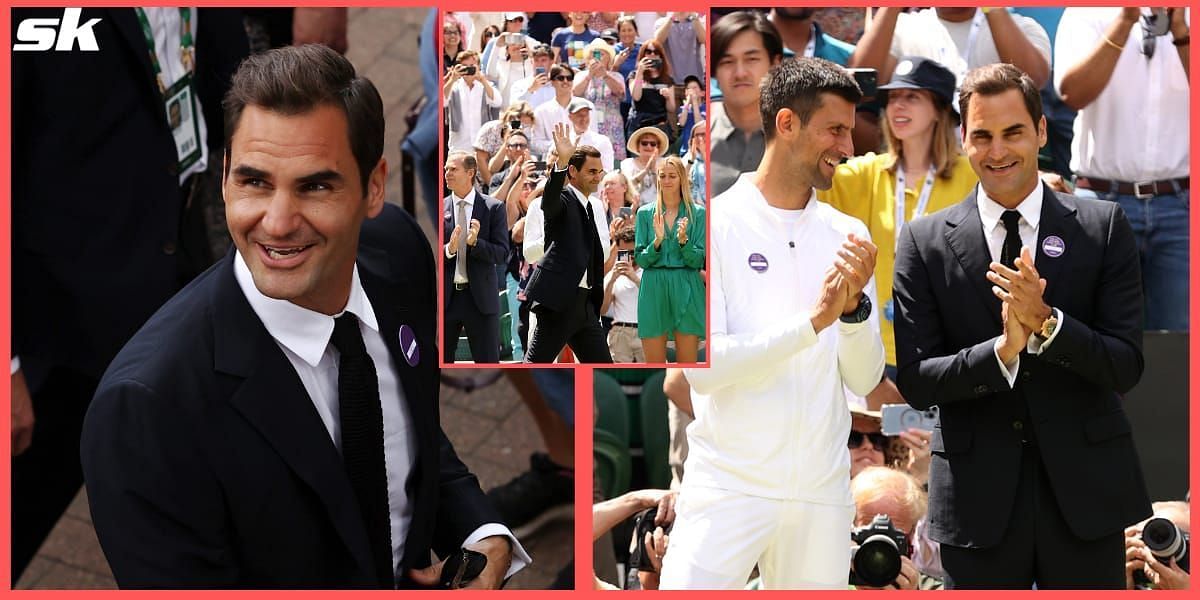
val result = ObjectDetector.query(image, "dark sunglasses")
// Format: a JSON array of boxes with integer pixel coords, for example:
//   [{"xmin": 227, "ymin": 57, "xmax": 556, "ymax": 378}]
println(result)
[
  {"xmin": 552, "ymin": 75, "xmax": 573, "ymax": 82},
  {"xmin": 848, "ymin": 430, "xmax": 888, "ymax": 452},
  {"xmin": 639, "ymin": 139, "xmax": 659, "ymax": 147},
  {"xmin": 643, "ymin": 49, "xmax": 660, "ymax": 55}
]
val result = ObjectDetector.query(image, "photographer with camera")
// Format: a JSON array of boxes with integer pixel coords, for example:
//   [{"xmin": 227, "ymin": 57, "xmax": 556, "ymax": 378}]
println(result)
[
  {"xmin": 591, "ymin": 488, "xmax": 677, "ymax": 589},
  {"xmin": 1125, "ymin": 500, "xmax": 1190, "ymax": 590},
  {"xmin": 486, "ymin": 17, "xmax": 540, "ymax": 108},
  {"xmin": 444, "ymin": 50, "xmax": 502, "ymax": 153},
  {"xmin": 627, "ymin": 41, "xmax": 677, "ymax": 146},
  {"xmin": 1055, "ymin": 7, "xmax": 1190, "ymax": 331},
  {"xmin": 849, "ymin": 467, "xmax": 928, "ymax": 590}
]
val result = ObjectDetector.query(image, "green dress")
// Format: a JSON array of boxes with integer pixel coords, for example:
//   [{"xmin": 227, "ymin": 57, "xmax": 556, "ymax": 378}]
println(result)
[{"xmin": 634, "ymin": 203, "xmax": 706, "ymax": 339}]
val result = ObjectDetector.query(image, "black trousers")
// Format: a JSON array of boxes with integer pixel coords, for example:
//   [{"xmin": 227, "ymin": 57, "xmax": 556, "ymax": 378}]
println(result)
[
  {"xmin": 524, "ymin": 289, "xmax": 612, "ymax": 363},
  {"xmin": 941, "ymin": 446, "xmax": 1125, "ymax": 589},
  {"xmin": 12, "ymin": 369, "xmax": 97, "ymax": 582},
  {"xmin": 443, "ymin": 286, "xmax": 500, "ymax": 363}
]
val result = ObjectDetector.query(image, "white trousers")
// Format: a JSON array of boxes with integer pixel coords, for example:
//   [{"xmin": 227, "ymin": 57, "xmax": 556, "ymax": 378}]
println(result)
[{"xmin": 659, "ymin": 487, "xmax": 853, "ymax": 590}]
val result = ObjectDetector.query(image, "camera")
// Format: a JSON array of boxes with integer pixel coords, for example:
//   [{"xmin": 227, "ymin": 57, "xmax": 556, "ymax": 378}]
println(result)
[
  {"xmin": 509, "ymin": 119, "xmax": 521, "ymax": 131},
  {"xmin": 881, "ymin": 404, "xmax": 938, "ymax": 436},
  {"xmin": 1133, "ymin": 517, "xmax": 1190, "ymax": 587},
  {"xmin": 630, "ymin": 506, "xmax": 673, "ymax": 571},
  {"xmin": 847, "ymin": 67, "xmax": 878, "ymax": 101},
  {"xmin": 460, "ymin": 65, "xmax": 476, "ymax": 76},
  {"xmin": 531, "ymin": 160, "xmax": 548, "ymax": 176},
  {"xmin": 849, "ymin": 514, "xmax": 910, "ymax": 588},
  {"xmin": 647, "ymin": 58, "xmax": 663, "ymax": 70},
  {"xmin": 617, "ymin": 249, "xmax": 634, "ymax": 264},
  {"xmin": 1142, "ymin": 8, "xmax": 1171, "ymax": 37}
]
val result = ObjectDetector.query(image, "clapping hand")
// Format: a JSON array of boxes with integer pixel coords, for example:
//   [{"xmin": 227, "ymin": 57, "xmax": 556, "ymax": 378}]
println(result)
[
  {"xmin": 675, "ymin": 216, "xmax": 689, "ymax": 244},
  {"xmin": 652, "ymin": 212, "xmax": 666, "ymax": 246},
  {"xmin": 466, "ymin": 219, "xmax": 481, "ymax": 246},
  {"xmin": 448, "ymin": 224, "xmax": 464, "ymax": 254},
  {"xmin": 987, "ymin": 247, "xmax": 1051, "ymax": 332},
  {"xmin": 835, "ymin": 233, "xmax": 878, "ymax": 315}
]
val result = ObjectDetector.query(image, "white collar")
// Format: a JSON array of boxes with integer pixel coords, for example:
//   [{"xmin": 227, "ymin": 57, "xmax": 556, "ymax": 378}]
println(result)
[
  {"xmin": 566, "ymin": 182, "xmax": 590, "ymax": 207},
  {"xmin": 977, "ymin": 181, "xmax": 1043, "ymax": 233},
  {"xmin": 234, "ymin": 251, "xmax": 379, "ymax": 368},
  {"xmin": 451, "ymin": 188, "xmax": 477, "ymax": 206},
  {"xmin": 732, "ymin": 172, "xmax": 815, "ymax": 222}
]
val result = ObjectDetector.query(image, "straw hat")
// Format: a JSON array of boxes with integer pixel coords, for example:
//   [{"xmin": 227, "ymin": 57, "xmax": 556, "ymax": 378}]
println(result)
[{"xmin": 626, "ymin": 126, "xmax": 669, "ymax": 155}]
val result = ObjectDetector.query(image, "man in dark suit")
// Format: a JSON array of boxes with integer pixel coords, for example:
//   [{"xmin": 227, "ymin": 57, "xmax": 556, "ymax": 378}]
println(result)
[
  {"xmin": 893, "ymin": 63, "xmax": 1150, "ymax": 589},
  {"xmin": 442, "ymin": 152, "xmax": 509, "ymax": 363},
  {"xmin": 81, "ymin": 45, "xmax": 526, "ymax": 589},
  {"xmin": 522, "ymin": 123, "xmax": 613, "ymax": 363},
  {"xmin": 10, "ymin": 8, "xmax": 248, "ymax": 581}
]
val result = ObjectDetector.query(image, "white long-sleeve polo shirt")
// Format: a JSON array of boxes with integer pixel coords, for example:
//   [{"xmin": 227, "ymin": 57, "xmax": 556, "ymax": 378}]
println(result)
[{"xmin": 683, "ymin": 173, "xmax": 885, "ymax": 504}]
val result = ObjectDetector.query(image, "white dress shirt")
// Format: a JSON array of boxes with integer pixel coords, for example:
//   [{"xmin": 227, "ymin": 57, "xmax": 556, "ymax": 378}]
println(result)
[
  {"xmin": 522, "ymin": 173, "xmax": 612, "ymax": 267},
  {"xmin": 233, "ymin": 252, "xmax": 529, "ymax": 578},
  {"xmin": 682, "ymin": 174, "xmax": 885, "ymax": 502},
  {"xmin": 444, "ymin": 189, "xmax": 476, "ymax": 286},
  {"xmin": 976, "ymin": 181, "xmax": 1064, "ymax": 387},
  {"xmin": 531, "ymin": 98, "xmax": 572, "ymax": 156}
]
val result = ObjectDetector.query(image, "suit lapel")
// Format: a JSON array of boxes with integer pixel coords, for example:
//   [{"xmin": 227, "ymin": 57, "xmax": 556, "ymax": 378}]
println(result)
[
  {"xmin": 1034, "ymin": 188, "xmax": 1079, "ymax": 305},
  {"xmin": 210, "ymin": 253, "xmax": 375, "ymax": 582},
  {"xmin": 443, "ymin": 197, "xmax": 455, "ymax": 246},
  {"xmin": 943, "ymin": 192, "xmax": 1002, "ymax": 329}
]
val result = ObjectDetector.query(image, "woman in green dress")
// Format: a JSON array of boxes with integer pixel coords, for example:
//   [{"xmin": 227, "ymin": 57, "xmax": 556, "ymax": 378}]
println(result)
[{"xmin": 635, "ymin": 155, "xmax": 706, "ymax": 363}]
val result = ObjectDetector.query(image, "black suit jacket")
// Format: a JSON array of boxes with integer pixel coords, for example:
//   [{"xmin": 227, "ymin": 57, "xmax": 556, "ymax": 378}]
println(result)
[
  {"xmin": 81, "ymin": 205, "xmax": 500, "ymax": 588},
  {"xmin": 893, "ymin": 186, "xmax": 1151, "ymax": 549},
  {"xmin": 523, "ymin": 167, "xmax": 603, "ymax": 313},
  {"xmin": 11, "ymin": 8, "xmax": 247, "ymax": 391},
  {"xmin": 442, "ymin": 192, "xmax": 509, "ymax": 314}
]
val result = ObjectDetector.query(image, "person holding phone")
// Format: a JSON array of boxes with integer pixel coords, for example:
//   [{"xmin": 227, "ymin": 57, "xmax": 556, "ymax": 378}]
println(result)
[
  {"xmin": 600, "ymin": 171, "xmax": 636, "ymax": 223},
  {"xmin": 627, "ymin": 40, "xmax": 677, "ymax": 144},
  {"xmin": 443, "ymin": 50, "xmax": 501, "ymax": 153},
  {"xmin": 573, "ymin": 39, "xmax": 627, "ymax": 163},
  {"xmin": 816, "ymin": 56, "xmax": 978, "ymax": 409},
  {"xmin": 634, "ymin": 156, "xmax": 705, "ymax": 364},
  {"xmin": 602, "ymin": 226, "xmax": 645, "ymax": 363}
]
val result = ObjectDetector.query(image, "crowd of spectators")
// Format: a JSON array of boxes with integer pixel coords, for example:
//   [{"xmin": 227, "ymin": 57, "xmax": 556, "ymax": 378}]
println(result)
[{"xmin": 442, "ymin": 12, "xmax": 710, "ymax": 364}]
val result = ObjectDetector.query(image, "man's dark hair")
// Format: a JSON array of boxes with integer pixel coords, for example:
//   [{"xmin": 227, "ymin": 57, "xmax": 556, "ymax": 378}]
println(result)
[
  {"xmin": 683, "ymin": 75, "xmax": 702, "ymax": 88},
  {"xmin": 711, "ymin": 10, "xmax": 784, "ymax": 66},
  {"xmin": 616, "ymin": 226, "xmax": 636, "ymax": 244},
  {"xmin": 223, "ymin": 44, "xmax": 384, "ymax": 192},
  {"xmin": 759, "ymin": 57, "xmax": 862, "ymax": 142},
  {"xmin": 958, "ymin": 62, "xmax": 1043, "ymax": 132},
  {"xmin": 567, "ymin": 145, "xmax": 602, "ymax": 172},
  {"xmin": 506, "ymin": 129, "xmax": 529, "ymax": 144},
  {"xmin": 549, "ymin": 64, "xmax": 575, "ymax": 80}
]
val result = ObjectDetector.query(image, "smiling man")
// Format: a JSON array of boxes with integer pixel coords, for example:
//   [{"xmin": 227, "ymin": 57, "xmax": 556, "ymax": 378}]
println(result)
[
  {"xmin": 81, "ymin": 44, "xmax": 528, "ymax": 589},
  {"xmin": 663, "ymin": 58, "xmax": 884, "ymax": 590},
  {"xmin": 892, "ymin": 62, "xmax": 1149, "ymax": 588}
]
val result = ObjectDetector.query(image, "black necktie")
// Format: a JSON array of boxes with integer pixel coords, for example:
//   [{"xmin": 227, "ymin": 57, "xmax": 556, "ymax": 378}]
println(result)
[
  {"xmin": 1000, "ymin": 210, "xmax": 1022, "ymax": 269},
  {"xmin": 330, "ymin": 314, "xmax": 394, "ymax": 588}
]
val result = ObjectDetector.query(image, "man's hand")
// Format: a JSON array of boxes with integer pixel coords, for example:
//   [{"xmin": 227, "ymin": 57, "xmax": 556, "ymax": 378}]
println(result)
[
  {"xmin": 1142, "ymin": 548, "xmax": 1190, "ymax": 589},
  {"xmin": 551, "ymin": 122, "xmax": 576, "ymax": 169},
  {"xmin": 835, "ymin": 233, "xmax": 878, "ymax": 315},
  {"xmin": 675, "ymin": 216, "xmax": 689, "ymax": 245},
  {"xmin": 811, "ymin": 267, "xmax": 850, "ymax": 333},
  {"xmin": 898, "ymin": 428, "xmax": 932, "ymax": 486},
  {"xmin": 997, "ymin": 301, "xmax": 1031, "ymax": 364},
  {"xmin": 644, "ymin": 526, "xmax": 670, "ymax": 573},
  {"xmin": 448, "ymin": 225, "xmax": 464, "ymax": 254},
  {"xmin": 1125, "ymin": 525, "xmax": 1148, "ymax": 589},
  {"xmin": 292, "ymin": 8, "xmax": 348, "ymax": 53},
  {"xmin": 467, "ymin": 219, "xmax": 481, "ymax": 246},
  {"xmin": 408, "ymin": 536, "xmax": 512, "ymax": 589},
  {"xmin": 12, "ymin": 368, "xmax": 34, "ymax": 456},
  {"xmin": 528, "ymin": 73, "xmax": 549, "ymax": 92},
  {"xmin": 988, "ymin": 247, "xmax": 1052, "ymax": 332}
]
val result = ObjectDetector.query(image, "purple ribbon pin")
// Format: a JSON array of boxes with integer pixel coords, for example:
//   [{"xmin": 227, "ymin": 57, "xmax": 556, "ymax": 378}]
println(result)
[
  {"xmin": 748, "ymin": 253, "xmax": 769, "ymax": 273},
  {"xmin": 398, "ymin": 325, "xmax": 419, "ymax": 367},
  {"xmin": 1041, "ymin": 236, "xmax": 1065, "ymax": 258}
]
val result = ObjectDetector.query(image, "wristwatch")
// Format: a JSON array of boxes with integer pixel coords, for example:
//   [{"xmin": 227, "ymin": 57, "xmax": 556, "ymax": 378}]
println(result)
[
  {"xmin": 1036, "ymin": 310, "xmax": 1059, "ymax": 340},
  {"xmin": 840, "ymin": 294, "xmax": 872, "ymax": 324}
]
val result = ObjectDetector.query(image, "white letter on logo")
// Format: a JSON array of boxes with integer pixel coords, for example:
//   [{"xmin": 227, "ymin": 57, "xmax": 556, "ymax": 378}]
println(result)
[
  {"xmin": 12, "ymin": 17, "xmax": 60, "ymax": 51},
  {"xmin": 54, "ymin": 8, "xmax": 102, "ymax": 51}
]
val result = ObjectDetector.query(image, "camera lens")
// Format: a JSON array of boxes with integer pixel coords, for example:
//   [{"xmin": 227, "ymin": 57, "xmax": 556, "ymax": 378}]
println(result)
[
  {"xmin": 852, "ymin": 535, "xmax": 902, "ymax": 587},
  {"xmin": 1142, "ymin": 517, "xmax": 1188, "ymax": 566}
]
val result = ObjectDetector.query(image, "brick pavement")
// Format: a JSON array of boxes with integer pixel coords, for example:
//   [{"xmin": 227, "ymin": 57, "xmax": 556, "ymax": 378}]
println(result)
[{"xmin": 14, "ymin": 9, "xmax": 574, "ymax": 590}]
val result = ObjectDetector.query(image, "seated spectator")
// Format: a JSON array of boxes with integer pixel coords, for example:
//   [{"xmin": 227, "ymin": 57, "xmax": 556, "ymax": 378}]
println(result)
[
  {"xmin": 566, "ymin": 98, "xmax": 613, "ymax": 171},
  {"xmin": 444, "ymin": 50, "xmax": 502, "ymax": 153},
  {"xmin": 635, "ymin": 156, "xmax": 705, "ymax": 364},
  {"xmin": 552, "ymin": 12, "xmax": 600, "ymax": 68},
  {"xmin": 683, "ymin": 120, "xmax": 706, "ymax": 206},
  {"xmin": 509, "ymin": 45, "xmax": 556, "ymax": 111},
  {"xmin": 676, "ymin": 75, "xmax": 706, "ymax": 156},
  {"xmin": 653, "ymin": 12, "xmax": 706, "ymax": 82},
  {"xmin": 603, "ymin": 226, "xmax": 643, "ymax": 363},
  {"xmin": 626, "ymin": 40, "xmax": 677, "ymax": 143},
  {"xmin": 1125, "ymin": 500, "xmax": 1191, "ymax": 590},
  {"xmin": 573, "ymin": 39, "xmax": 627, "ymax": 163},
  {"xmin": 848, "ymin": 407, "xmax": 931, "ymax": 485},
  {"xmin": 529, "ymin": 64, "xmax": 577, "ymax": 156},
  {"xmin": 850, "ymin": 467, "xmax": 929, "ymax": 589},
  {"xmin": 621, "ymin": 127, "xmax": 667, "ymax": 207},
  {"xmin": 474, "ymin": 101, "xmax": 535, "ymax": 183},
  {"xmin": 600, "ymin": 171, "xmax": 636, "ymax": 222}
]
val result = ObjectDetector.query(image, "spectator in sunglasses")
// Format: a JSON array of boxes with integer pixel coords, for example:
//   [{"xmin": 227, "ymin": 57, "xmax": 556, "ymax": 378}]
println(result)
[
  {"xmin": 530, "ymin": 64, "xmax": 578, "ymax": 155},
  {"xmin": 627, "ymin": 41, "xmax": 677, "ymax": 144}
]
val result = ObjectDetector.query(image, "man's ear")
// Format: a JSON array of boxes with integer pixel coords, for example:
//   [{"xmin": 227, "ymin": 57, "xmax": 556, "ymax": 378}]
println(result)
[
  {"xmin": 1036, "ymin": 115, "xmax": 1048, "ymax": 150},
  {"xmin": 365, "ymin": 157, "xmax": 387, "ymax": 218}
]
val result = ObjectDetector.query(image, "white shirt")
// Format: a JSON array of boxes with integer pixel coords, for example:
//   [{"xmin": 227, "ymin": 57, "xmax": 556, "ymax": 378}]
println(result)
[
  {"xmin": 619, "ymin": 157, "xmax": 659, "ymax": 207},
  {"xmin": 976, "ymin": 181, "xmax": 1065, "ymax": 384},
  {"xmin": 531, "ymin": 98, "xmax": 573, "ymax": 156},
  {"xmin": 233, "ymin": 252, "xmax": 529, "ymax": 579},
  {"xmin": 604, "ymin": 265, "xmax": 641, "ymax": 322},
  {"xmin": 1054, "ymin": 7, "xmax": 1190, "ymax": 181},
  {"xmin": 573, "ymin": 127, "xmax": 615, "ymax": 172},
  {"xmin": 144, "ymin": 7, "xmax": 208, "ymax": 184},
  {"xmin": 509, "ymin": 76, "xmax": 555, "ymax": 110},
  {"xmin": 682, "ymin": 174, "xmax": 885, "ymax": 502},
  {"xmin": 891, "ymin": 9, "xmax": 1051, "ymax": 83},
  {"xmin": 444, "ymin": 77, "xmax": 502, "ymax": 154},
  {"xmin": 445, "ymin": 189, "xmax": 476, "ymax": 282},
  {"xmin": 522, "ymin": 175, "xmax": 612, "ymax": 267}
]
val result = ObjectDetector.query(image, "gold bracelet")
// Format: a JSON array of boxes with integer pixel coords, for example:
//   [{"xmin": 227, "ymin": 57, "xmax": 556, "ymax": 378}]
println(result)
[{"xmin": 1102, "ymin": 34, "xmax": 1125, "ymax": 52}]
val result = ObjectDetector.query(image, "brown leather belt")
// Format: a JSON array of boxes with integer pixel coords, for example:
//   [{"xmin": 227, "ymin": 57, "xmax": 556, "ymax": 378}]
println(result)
[
  {"xmin": 611, "ymin": 321, "xmax": 638, "ymax": 328},
  {"xmin": 1075, "ymin": 176, "xmax": 1189, "ymax": 199}
]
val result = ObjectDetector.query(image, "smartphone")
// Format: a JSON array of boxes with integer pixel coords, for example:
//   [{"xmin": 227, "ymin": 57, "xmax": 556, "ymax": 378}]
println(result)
[
  {"xmin": 535, "ymin": 66, "xmax": 546, "ymax": 76},
  {"xmin": 618, "ymin": 206, "xmax": 633, "ymax": 219},
  {"xmin": 592, "ymin": 50, "xmax": 603, "ymax": 61},
  {"xmin": 509, "ymin": 32, "xmax": 524, "ymax": 45},
  {"xmin": 880, "ymin": 404, "xmax": 938, "ymax": 436},
  {"xmin": 439, "ymin": 548, "xmax": 488, "ymax": 589},
  {"xmin": 847, "ymin": 67, "xmax": 878, "ymax": 100},
  {"xmin": 461, "ymin": 65, "xmax": 477, "ymax": 76},
  {"xmin": 648, "ymin": 58, "xmax": 663, "ymax": 70},
  {"xmin": 617, "ymin": 248, "xmax": 634, "ymax": 264},
  {"xmin": 532, "ymin": 159, "xmax": 548, "ymax": 174}
]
